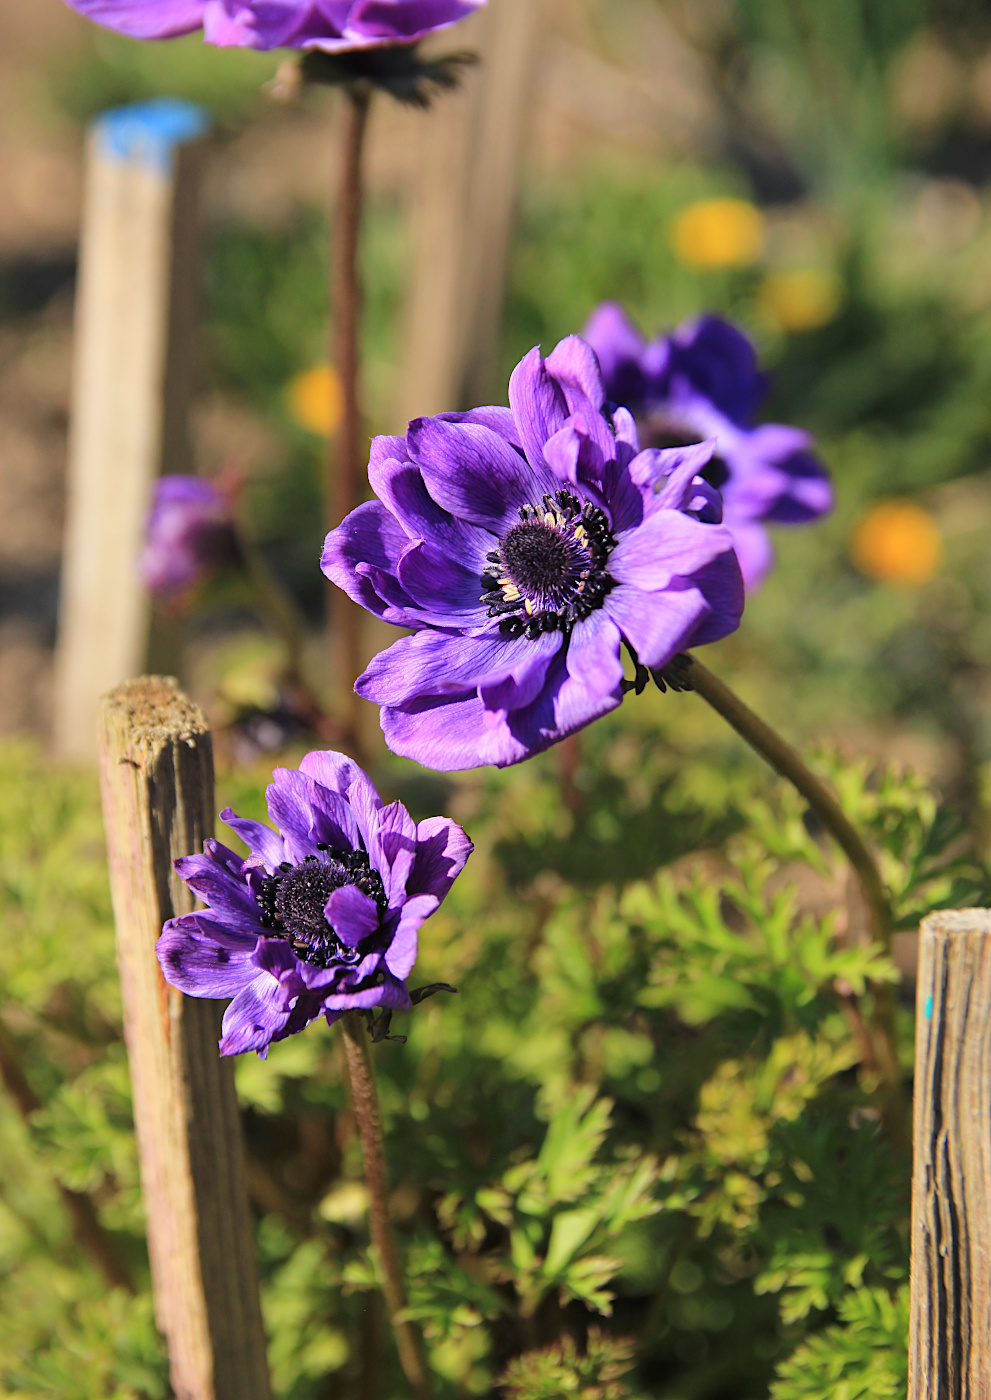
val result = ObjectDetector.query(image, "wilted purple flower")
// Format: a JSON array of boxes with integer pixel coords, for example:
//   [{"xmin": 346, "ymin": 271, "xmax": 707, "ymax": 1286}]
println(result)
[
  {"xmin": 582, "ymin": 304, "xmax": 833, "ymax": 588},
  {"xmin": 138, "ymin": 475, "xmax": 240, "ymax": 598},
  {"xmin": 322, "ymin": 336, "xmax": 744, "ymax": 771},
  {"xmin": 62, "ymin": 0, "xmax": 485, "ymax": 49},
  {"xmin": 157, "ymin": 750, "xmax": 472, "ymax": 1056}
]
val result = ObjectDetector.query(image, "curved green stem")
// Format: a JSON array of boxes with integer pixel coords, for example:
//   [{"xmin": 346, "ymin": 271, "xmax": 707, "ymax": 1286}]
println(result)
[
  {"xmin": 663, "ymin": 653, "xmax": 908, "ymax": 1148},
  {"xmin": 340, "ymin": 1014, "xmax": 431, "ymax": 1400},
  {"xmin": 673, "ymin": 654, "xmax": 891, "ymax": 950}
]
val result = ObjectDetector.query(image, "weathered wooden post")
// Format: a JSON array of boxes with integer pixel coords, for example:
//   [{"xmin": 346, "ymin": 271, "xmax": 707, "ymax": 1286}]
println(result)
[
  {"xmin": 55, "ymin": 101, "xmax": 210, "ymax": 763},
  {"xmin": 909, "ymin": 908, "xmax": 991, "ymax": 1398},
  {"xmin": 99, "ymin": 677, "xmax": 272, "ymax": 1400}
]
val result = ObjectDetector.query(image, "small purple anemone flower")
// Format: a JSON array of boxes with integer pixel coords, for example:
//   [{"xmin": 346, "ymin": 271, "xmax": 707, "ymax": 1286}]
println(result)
[
  {"xmin": 322, "ymin": 336, "xmax": 744, "ymax": 772},
  {"xmin": 62, "ymin": 0, "xmax": 486, "ymax": 50},
  {"xmin": 138, "ymin": 475, "xmax": 240, "ymax": 598},
  {"xmin": 582, "ymin": 304, "xmax": 833, "ymax": 589},
  {"xmin": 156, "ymin": 750, "xmax": 472, "ymax": 1057}
]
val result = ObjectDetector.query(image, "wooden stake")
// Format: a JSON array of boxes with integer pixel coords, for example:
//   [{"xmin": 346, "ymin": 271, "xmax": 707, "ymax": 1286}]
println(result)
[
  {"xmin": 99, "ymin": 677, "xmax": 271, "ymax": 1400},
  {"xmin": 56, "ymin": 102, "xmax": 210, "ymax": 763},
  {"xmin": 909, "ymin": 908, "xmax": 991, "ymax": 1399}
]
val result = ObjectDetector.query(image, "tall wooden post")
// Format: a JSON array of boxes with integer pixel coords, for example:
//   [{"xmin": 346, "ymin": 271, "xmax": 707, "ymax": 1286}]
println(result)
[
  {"xmin": 55, "ymin": 101, "xmax": 209, "ymax": 763},
  {"xmin": 909, "ymin": 908, "xmax": 991, "ymax": 1399},
  {"xmin": 395, "ymin": 0, "xmax": 542, "ymax": 424},
  {"xmin": 99, "ymin": 677, "xmax": 272, "ymax": 1400}
]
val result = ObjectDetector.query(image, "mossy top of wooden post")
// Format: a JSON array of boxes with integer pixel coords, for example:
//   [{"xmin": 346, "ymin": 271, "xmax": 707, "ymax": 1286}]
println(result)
[{"xmin": 103, "ymin": 675, "xmax": 207, "ymax": 749}]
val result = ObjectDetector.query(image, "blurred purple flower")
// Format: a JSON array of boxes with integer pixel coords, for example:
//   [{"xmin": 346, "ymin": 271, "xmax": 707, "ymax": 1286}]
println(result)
[
  {"xmin": 138, "ymin": 475, "xmax": 240, "ymax": 598},
  {"xmin": 157, "ymin": 750, "xmax": 472, "ymax": 1056},
  {"xmin": 62, "ymin": 0, "xmax": 485, "ymax": 49},
  {"xmin": 582, "ymin": 304, "xmax": 833, "ymax": 589},
  {"xmin": 322, "ymin": 336, "xmax": 744, "ymax": 771}
]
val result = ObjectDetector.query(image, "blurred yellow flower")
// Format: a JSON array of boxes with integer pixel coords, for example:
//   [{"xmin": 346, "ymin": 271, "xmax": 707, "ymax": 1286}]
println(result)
[
  {"xmin": 850, "ymin": 500, "xmax": 943, "ymax": 584},
  {"xmin": 671, "ymin": 198, "xmax": 765, "ymax": 270},
  {"xmin": 760, "ymin": 268, "xmax": 843, "ymax": 332},
  {"xmin": 287, "ymin": 364, "xmax": 343, "ymax": 437}
]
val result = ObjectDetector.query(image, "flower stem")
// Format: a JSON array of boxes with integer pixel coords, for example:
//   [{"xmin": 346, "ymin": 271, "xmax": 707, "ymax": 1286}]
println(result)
[
  {"xmin": 241, "ymin": 542, "xmax": 343, "ymax": 744},
  {"xmin": 666, "ymin": 653, "xmax": 909, "ymax": 1147},
  {"xmin": 674, "ymin": 654, "xmax": 891, "ymax": 947},
  {"xmin": 330, "ymin": 88, "xmax": 372, "ymax": 755},
  {"xmin": 340, "ymin": 1013, "xmax": 431, "ymax": 1400}
]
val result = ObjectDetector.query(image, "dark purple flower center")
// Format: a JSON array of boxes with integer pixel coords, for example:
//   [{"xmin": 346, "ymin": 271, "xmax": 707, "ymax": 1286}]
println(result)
[
  {"xmin": 255, "ymin": 848, "xmax": 387, "ymax": 969},
  {"xmin": 642, "ymin": 412, "xmax": 730, "ymax": 492},
  {"xmin": 480, "ymin": 488, "xmax": 615, "ymax": 641}
]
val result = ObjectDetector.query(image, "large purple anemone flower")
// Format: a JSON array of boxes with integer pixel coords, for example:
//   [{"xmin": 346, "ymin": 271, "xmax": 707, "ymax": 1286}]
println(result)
[
  {"xmin": 322, "ymin": 336, "xmax": 744, "ymax": 771},
  {"xmin": 138, "ymin": 475, "xmax": 240, "ymax": 598},
  {"xmin": 62, "ymin": 0, "xmax": 485, "ymax": 49},
  {"xmin": 156, "ymin": 751, "xmax": 472, "ymax": 1056},
  {"xmin": 582, "ymin": 304, "xmax": 833, "ymax": 589}
]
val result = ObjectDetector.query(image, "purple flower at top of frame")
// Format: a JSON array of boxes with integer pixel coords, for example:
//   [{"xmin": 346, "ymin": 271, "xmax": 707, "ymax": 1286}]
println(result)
[
  {"xmin": 582, "ymin": 303, "xmax": 833, "ymax": 589},
  {"xmin": 138, "ymin": 475, "xmax": 241, "ymax": 598},
  {"xmin": 322, "ymin": 335, "xmax": 744, "ymax": 772},
  {"xmin": 62, "ymin": 0, "xmax": 486, "ymax": 50},
  {"xmin": 157, "ymin": 750, "xmax": 472, "ymax": 1056}
]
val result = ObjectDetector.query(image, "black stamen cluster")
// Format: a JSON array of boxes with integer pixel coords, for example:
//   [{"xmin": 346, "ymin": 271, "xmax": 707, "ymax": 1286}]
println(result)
[
  {"xmin": 255, "ymin": 845, "xmax": 387, "ymax": 969},
  {"xmin": 480, "ymin": 488, "xmax": 615, "ymax": 641}
]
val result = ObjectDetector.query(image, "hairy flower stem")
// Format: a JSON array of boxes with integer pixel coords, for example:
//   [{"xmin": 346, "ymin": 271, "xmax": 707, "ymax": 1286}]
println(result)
[
  {"xmin": 672, "ymin": 654, "xmax": 909, "ymax": 1146},
  {"xmin": 330, "ymin": 88, "xmax": 372, "ymax": 756},
  {"xmin": 340, "ymin": 1013, "xmax": 432, "ymax": 1399}
]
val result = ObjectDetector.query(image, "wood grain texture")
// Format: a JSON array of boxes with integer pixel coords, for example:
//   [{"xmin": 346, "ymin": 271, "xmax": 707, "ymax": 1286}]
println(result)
[
  {"xmin": 55, "ymin": 123, "xmax": 206, "ymax": 763},
  {"xmin": 99, "ymin": 677, "xmax": 271, "ymax": 1400},
  {"xmin": 910, "ymin": 908, "xmax": 991, "ymax": 1400}
]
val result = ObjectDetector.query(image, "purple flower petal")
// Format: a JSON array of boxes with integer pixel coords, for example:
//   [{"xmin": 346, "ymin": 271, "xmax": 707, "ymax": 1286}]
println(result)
[
  {"xmin": 173, "ymin": 843, "xmax": 267, "ymax": 935},
  {"xmin": 396, "ymin": 540, "xmax": 486, "ymax": 624},
  {"xmin": 156, "ymin": 916, "xmax": 260, "ymax": 997},
  {"xmin": 508, "ymin": 347, "xmax": 571, "ymax": 473},
  {"xmin": 219, "ymin": 809, "xmax": 285, "ymax": 870},
  {"xmin": 409, "ymin": 416, "xmax": 553, "ymax": 535},
  {"xmin": 357, "ymin": 629, "xmax": 538, "ymax": 709},
  {"xmin": 64, "ymin": 0, "xmax": 206, "ymax": 37},
  {"xmin": 321, "ymin": 499, "xmax": 417, "ymax": 624},
  {"xmin": 724, "ymin": 517, "xmax": 774, "ymax": 590},
  {"xmin": 610, "ymin": 511, "xmax": 736, "ymax": 590},
  {"xmin": 410, "ymin": 816, "xmax": 473, "ymax": 902},
  {"xmin": 325, "ymin": 884, "xmax": 380, "ymax": 947},
  {"xmin": 582, "ymin": 302, "xmax": 648, "ymax": 405},
  {"xmin": 381, "ymin": 690, "xmax": 526, "ymax": 770},
  {"xmin": 219, "ymin": 970, "xmax": 295, "ymax": 1057},
  {"xmin": 604, "ymin": 582, "xmax": 710, "ymax": 671},
  {"xmin": 369, "ymin": 799, "xmax": 418, "ymax": 904},
  {"xmin": 267, "ymin": 770, "xmax": 362, "ymax": 858},
  {"xmin": 437, "ymin": 405, "xmax": 519, "ymax": 443},
  {"xmin": 321, "ymin": 974, "xmax": 413, "ymax": 1012}
]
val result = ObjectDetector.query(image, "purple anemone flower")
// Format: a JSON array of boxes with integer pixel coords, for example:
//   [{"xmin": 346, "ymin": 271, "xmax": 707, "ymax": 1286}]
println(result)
[
  {"xmin": 322, "ymin": 336, "xmax": 744, "ymax": 772},
  {"xmin": 582, "ymin": 304, "xmax": 833, "ymax": 589},
  {"xmin": 138, "ymin": 475, "xmax": 240, "ymax": 598},
  {"xmin": 62, "ymin": 0, "xmax": 485, "ymax": 50},
  {"xmin": 156, "ymin": 750, "xmax": 472, "ymax": 1056}
]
